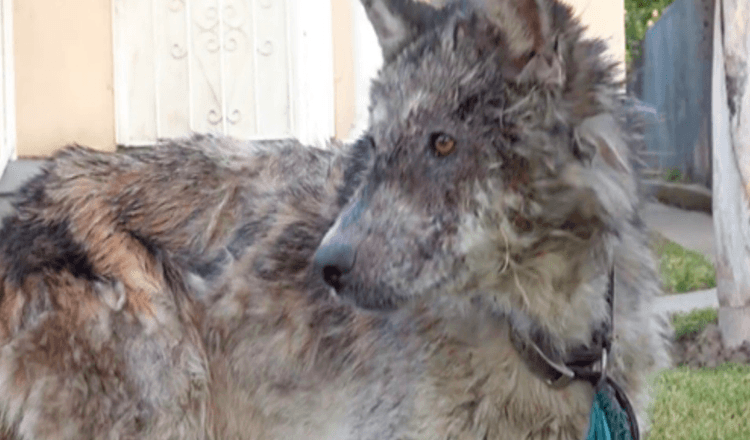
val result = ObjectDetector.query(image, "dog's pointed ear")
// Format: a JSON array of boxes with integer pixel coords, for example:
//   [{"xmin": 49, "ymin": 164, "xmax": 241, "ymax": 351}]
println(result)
[
  {"xmin": 468, "ymin": 0, "xmax": 568, "ymax": 87},
  {"xmin": 360, "ymin": 0, "xmax": 441, "ymax": 62}
]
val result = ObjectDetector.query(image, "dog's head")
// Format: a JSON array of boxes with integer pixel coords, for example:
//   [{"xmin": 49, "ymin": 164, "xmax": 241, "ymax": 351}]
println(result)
[{"xmin": 314, "ymin": 0, "xmax": 638, "ymax": 333}]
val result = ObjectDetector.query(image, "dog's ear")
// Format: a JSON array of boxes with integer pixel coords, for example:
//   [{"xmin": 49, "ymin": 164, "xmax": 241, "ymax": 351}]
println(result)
[
  {"xmin": 467, "ymin": 0, "xmax": 568, "ymax": 87},
  {"xmin": 360, "ymin": 0, "xmax": 442, "ymax": 62},
  {"xmin": 575, "ymin": 114, "xmax": 631, "ymax": 174}
]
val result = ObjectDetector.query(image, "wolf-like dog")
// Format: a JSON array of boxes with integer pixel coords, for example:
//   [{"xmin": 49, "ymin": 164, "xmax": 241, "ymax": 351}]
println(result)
[{"xmin": 0, "ymin": 0, "xmax": 669, "ymax": 438}]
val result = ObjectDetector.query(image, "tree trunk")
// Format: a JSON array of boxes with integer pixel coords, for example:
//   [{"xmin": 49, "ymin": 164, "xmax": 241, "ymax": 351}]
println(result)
[{"xmin": 713, "ymin": 0, "xmax": 750, "ymax": 349}]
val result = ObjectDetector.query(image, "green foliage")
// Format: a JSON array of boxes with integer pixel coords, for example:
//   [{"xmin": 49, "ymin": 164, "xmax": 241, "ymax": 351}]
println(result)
[
  {"xmin": 624, "ymin": 0, "xmax": 677, "ymax": 65},
  {"xmin": 650, "ymin": 234, "xmax": 716, "ymax": 293},
  {"xmin": 672, "ymin": 308, "xmax": 718, "ymax": 340},
  {"xmin": 663, "ymin": 167, "xmax": 683, "ymax": 182},
  {"xmin": 648, "ymin": 364, "xmax": 750, "ymax": 440}
]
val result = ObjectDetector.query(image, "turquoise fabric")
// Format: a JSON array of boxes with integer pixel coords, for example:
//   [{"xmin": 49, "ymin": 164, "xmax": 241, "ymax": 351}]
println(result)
[
  {"xmin": 586, "ymin": 395, "xmax": 612, "ymax": 440},
  {"xmin": 586, "ymin": 386, "xmax": 634, "ymax": 440}
]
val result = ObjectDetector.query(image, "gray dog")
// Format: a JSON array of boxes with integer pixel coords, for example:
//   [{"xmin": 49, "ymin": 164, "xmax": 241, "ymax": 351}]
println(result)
[{"xmin": 0, "ymin": 0, "xmax": 669, "ymax": 439}]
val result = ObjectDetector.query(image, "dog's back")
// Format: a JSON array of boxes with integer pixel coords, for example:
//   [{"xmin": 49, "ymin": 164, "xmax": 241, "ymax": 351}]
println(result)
[
  {"xmin": 0, "ymin": 136, "xmax": 351, "ymax": 439},
  {"xmin": 0, "ymin": 1, "xmax": 669, "ymax": 439}
]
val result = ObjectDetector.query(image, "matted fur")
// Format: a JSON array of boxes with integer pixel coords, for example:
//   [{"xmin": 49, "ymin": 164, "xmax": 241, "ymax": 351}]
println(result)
[{"xmin": 0, "ymin": 0, "xmax": 669, "ymax": 439}]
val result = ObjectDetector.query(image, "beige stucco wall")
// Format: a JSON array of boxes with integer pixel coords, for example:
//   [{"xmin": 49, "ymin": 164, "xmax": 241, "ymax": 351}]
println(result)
[
  {"xmin": 564, "ymin": 0, "xmax": 626, "ymax": 74},
  {"xmin": 14, "ymin": 0, "xmax": 115, "ymax": 156},
  {"xmin": 332, "ymin": 0, "xmax": 356, "ymax": 139},
  {"xmin": 11, "ymin": 0, "xmax": 623, "ymax": 156}
]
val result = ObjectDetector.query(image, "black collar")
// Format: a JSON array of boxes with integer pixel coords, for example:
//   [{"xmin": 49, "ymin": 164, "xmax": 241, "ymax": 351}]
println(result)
[{"xmin": 510, "ymin": 267, "xmax": 640, "ymax": 439}]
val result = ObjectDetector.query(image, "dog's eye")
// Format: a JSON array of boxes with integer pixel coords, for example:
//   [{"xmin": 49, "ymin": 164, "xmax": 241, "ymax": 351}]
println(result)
[{"xmin": 430, "ymin": 133, "xmax": 457, "ymax": 157}]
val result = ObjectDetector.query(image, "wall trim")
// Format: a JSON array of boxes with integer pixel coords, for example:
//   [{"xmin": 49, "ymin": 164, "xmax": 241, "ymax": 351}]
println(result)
[{"xmin": 0, "ymin": 0, "xmax": 16, "ymax": 176}]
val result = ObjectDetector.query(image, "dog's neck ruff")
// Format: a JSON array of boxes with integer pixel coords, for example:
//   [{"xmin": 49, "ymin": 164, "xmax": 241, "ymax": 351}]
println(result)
[{"xmin": 509, "ymin": 267, "xmax": 640, "ymax": 440}]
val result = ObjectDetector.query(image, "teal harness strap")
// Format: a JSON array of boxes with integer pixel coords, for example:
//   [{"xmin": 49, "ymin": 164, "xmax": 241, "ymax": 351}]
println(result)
[
  {"xmin": 587, "ymin": 392, "xmax": 612, "ymax": 440},
  {"xmin": 586, "ymin": 378, "xmax": 637, "ymax": 440},
  {"xmin": 584, "ymin": 267, "xmax": 638, "ymax": 440}
]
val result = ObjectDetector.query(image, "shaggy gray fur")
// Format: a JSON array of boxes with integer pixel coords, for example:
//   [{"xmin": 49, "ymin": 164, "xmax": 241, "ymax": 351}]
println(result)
[{"xmin": 0, "ymin": 1, "xmax": 669, "ymax": 439}]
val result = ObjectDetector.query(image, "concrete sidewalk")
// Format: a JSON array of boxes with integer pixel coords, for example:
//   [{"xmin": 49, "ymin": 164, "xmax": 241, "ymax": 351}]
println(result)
[
  {"xmin": 0, "ymin": 159, "xmax": 44, "ymax": 195},
  {"xmin": 0, "ymin": 160, "xmax": 44, "ymax": 221},
  {"xmin": 0, "ymin": 198, "xmax": 12, "ymax": 220},
  {"xmin": 641, "ymin": 202, "xmax": 719, "ymax": 316},
  {"xmin": 642, "ymin": 202, "xmax": 715, "ymax": 262},
  {"xmin": 654, "ymin": 289, "xmax": 719, "ymax": 315}
]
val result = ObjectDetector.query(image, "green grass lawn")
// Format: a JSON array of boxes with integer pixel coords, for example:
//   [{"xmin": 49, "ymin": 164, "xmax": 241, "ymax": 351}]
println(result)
[
  {"xmin": 672, "ymin": 308, "xmax": 719, "ymax": 340},
  {"xmin": 650, "ymin": 233, "xmax": 716, "ymax": 294},
  {"xmin": 646, "ymin": 308, "xmax": 749, "ymax": 438},
  {"xmin": 646, "ymin": 232, "xmax": 731, "ymax": 439},
  {"xmin": 649, "ymin": 364, "xmax": 750, "ymax": 440}
]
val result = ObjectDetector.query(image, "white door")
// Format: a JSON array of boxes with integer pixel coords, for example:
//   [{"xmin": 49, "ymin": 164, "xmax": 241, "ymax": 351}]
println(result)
[
  {"xmin": 0, "ymin": 0, "xmax": 16, "ymax": 180},
  {"xmin": 112, "ymin": 0, "xmax": 335, "ymax": 147},
  {"xmin": 348, "ymin": 0, "xmax": 381, "ymax": 141}
]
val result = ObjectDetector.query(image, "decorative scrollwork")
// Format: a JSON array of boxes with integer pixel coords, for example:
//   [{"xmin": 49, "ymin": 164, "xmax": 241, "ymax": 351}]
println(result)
[
  {"xmin": 206, "ymin": 36, "xmax": 221, "ymax": 53},
  {"xmin": 207, "ymin": 109, "xmax": 223, "ymax": 126},
  {"xmin": 171, "ymin": 43, "xmax": 188, "ymax": 59},
  {"xmin": 223, "ymin": 4, "xmax": 240, "ymax": 27},
  {"xmin": 222, "ymin": 1, "xmax": 246, "ymax": 51},
  {"xmin": 258, "ymin": 41, "xmax": 273, "ymax": 56},
  {"xmin": 168, "ymin": 0, "xmax": 184, "ymax": 12},
  {"xmin": 224, "ymin": 34, "xmax": 239, "ymax": 52},
  {"xmin": 193, "ymin": 4, "xmax": 248, "ymax": 53},
  {"xmin": 227, "ymin": 109, "xmax": 242, "ymax": 125},
  {"xmin": 184, "ymin": 0, "xmax": 252, "ymax": 134},
  {"xmin": 205, "ymin": 5, "xmax": 218, "ymax": 23},
  {"xmin": 193, "ymin": 5, "xmax": 220, "ymax": 53},
  {"xmin": 166, "ymin": 0, "xmax": 187, "ymax": 60}
]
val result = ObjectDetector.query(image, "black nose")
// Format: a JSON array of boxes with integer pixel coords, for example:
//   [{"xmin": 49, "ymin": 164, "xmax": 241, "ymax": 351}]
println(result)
[{"xmin": 313, "ymin": 242, "xmax": 356, "ymax": 290}]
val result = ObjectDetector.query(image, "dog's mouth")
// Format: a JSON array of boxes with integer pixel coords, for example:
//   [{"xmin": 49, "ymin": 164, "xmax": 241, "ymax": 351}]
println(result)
[{"xmin": 331, "ymin": 282, "xmax": 407, "ymax": 312}]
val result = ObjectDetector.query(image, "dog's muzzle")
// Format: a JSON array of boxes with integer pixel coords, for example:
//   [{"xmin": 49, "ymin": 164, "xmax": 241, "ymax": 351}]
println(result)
[{"xmin": 313, "ymin": 240, "xmax": 357, "ymax": 292}]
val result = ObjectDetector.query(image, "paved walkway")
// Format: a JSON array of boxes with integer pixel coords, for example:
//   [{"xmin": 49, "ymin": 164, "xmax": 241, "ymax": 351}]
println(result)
[
  {"xmin": 642, "ymin": 202, "xmax": 715, "ymax": 262},
  {"xmin": 642, "ymin": 202, "xmax": 719, "ymax": 316},
  {"xmin": 0, "ymin": 159, "xmax": 44, "ymax": 195},
  {"xmin": 0, "ymin": 198, "xmax": 11, "ymax": 220},
  {"xmin": 653, "ymin": 289, "xmax": 718, "ymax": 315},
  {"xmin": 1, "ymin": 160, "xmax": 44, "ymax": 220},
  {"xmin": 0, "ymin": 160, "xmax": 44, "ymax": 220}
]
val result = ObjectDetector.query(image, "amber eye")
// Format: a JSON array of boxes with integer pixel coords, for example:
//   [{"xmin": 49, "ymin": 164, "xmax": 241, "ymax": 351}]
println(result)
[{"xmin": 431, "ymin": 133, "xmax": 457, "ymax": 157}]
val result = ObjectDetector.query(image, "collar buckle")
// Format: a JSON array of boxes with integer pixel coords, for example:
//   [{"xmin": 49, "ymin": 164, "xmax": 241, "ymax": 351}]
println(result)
[{"xmin": 528, "ymin": 339, "xmax": 576, "ymax": 388}]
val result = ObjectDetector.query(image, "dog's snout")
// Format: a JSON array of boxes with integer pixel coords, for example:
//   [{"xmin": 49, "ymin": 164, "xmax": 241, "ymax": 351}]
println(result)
[{"xmin": 314, "ymin": 242, "xmax": 356, "ymax": 290}]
